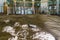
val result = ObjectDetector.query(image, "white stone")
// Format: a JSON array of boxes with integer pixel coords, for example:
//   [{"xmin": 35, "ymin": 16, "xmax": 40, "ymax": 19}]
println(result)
[
  {"xmin": 29, "ymin": 24, "xmax": 37, "ymax": 28},
  {"xmin": 8, "ymin": 36, "xmax": 18, "ymax": 40},
  {"xmin": 29, "ymin": 24, "xmax": 40, "ymax": 32},
  {"xmin": 4, "ymin": 19, "xmax": 10, "ymax": 23},
  {"xmin": 31, "ymin": 28, "xmax": 40, "ymax": 32},
  {"xmin": 14, "ymin": 22, "xmax": 20, "ymax": 27},
  {"xmin": 33, "ymin": 32, "xmax": 55, "ymax": 40},
  {"xmin": 2, "ymin": 26, "xmax": 15, "ymax": 36},
  {"xmin": 21, "ymin": 24, "xmax": 28, "ymax": 29}
]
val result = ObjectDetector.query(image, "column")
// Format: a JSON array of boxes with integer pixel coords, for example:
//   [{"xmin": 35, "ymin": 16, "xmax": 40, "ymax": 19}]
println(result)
[
  {"xmin": 23, "ymin": 0, "xmax": 25, "ymax": 14},
  {"xmin": 32, "ymin": 0, "xmax": 35, "ymax": 14},
  {"xmin": 14, "ymin": 0, "xmax": 16, "ymax": 14},
  {"xmin": 4, "ymin": 1, "xmax": 7, "ymax": 14},
  {"xmin": 4, "ymin": 0, "xmax": 7, "ymax": 2},
  {"xmin": 56, "ymin": 0, "xmax": 59, "ymax": 14}
]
